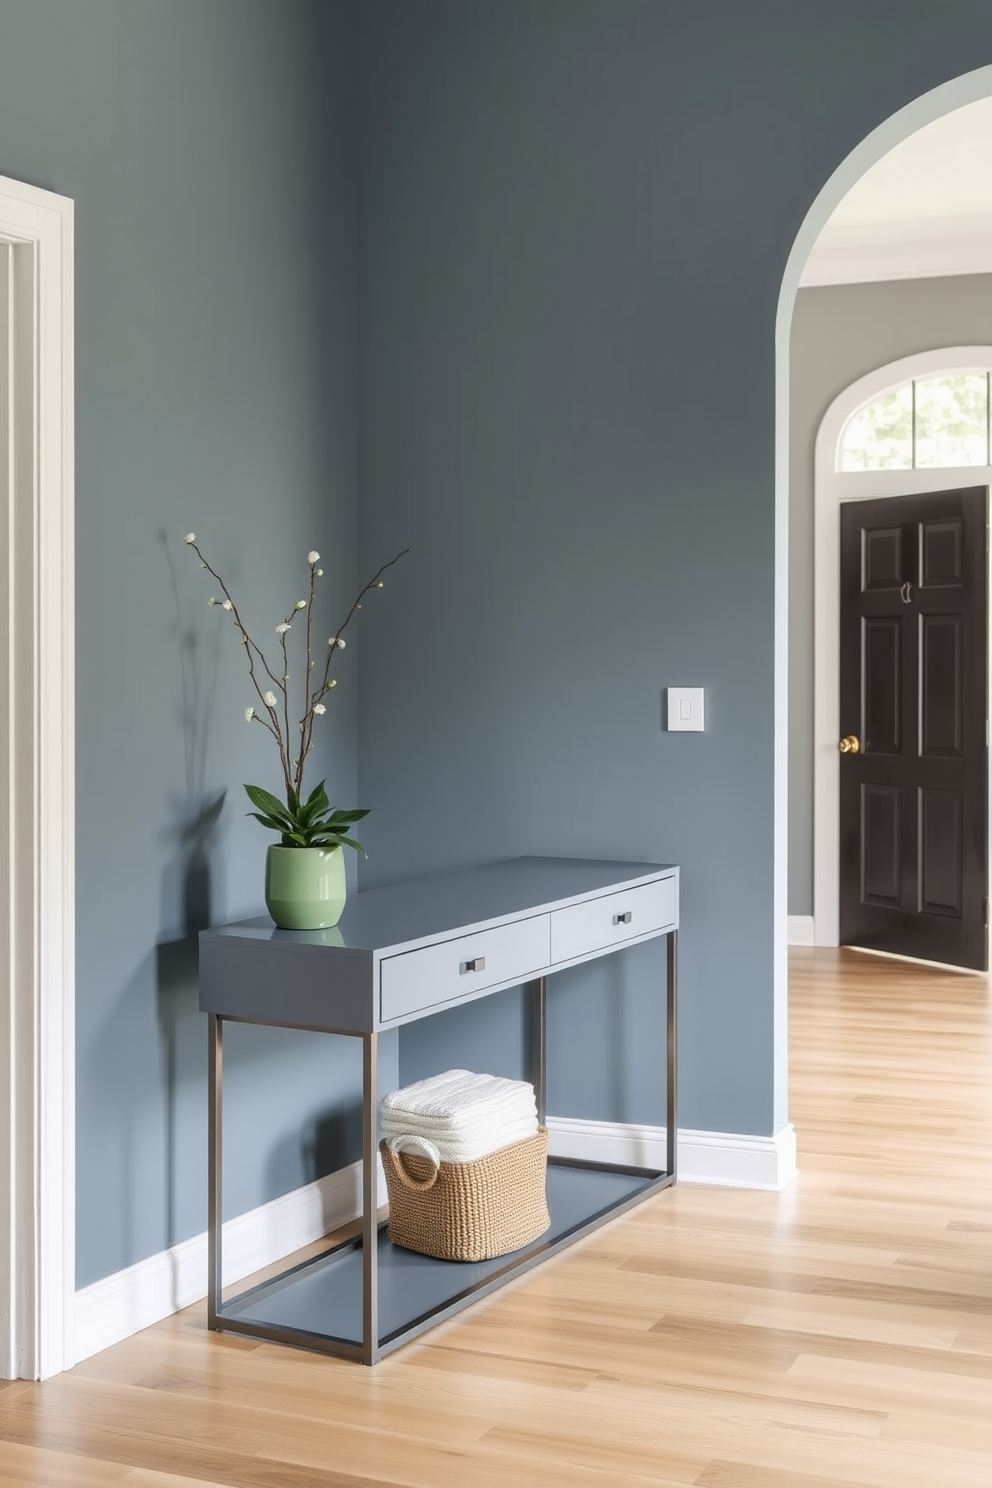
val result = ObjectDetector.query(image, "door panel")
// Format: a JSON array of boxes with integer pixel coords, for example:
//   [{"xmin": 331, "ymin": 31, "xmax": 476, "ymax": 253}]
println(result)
[
  {"xmin": 863, "ymin": 617, "xmax": 901, "ymax": 753},
  {"xmin": 920, "ymin": 518, "xmax": 963, "ymax": 587},
  {"xmin": 861, "ymin": 783, "xmax": 901, "ymax": 907},
  {"xmin": 839, "ymin": 486, "xmax": 988, "ymax": 970},
  {"xmin": 920, "ymin": 615, "xmax": 961, "ymax": 756},
  {"xmin": 919, "ymin": 788, "xmax": 963, "ymax": 916},
  {"xmin": 864, "ymin": 526, "xmax": 903, "ymax": 589}
]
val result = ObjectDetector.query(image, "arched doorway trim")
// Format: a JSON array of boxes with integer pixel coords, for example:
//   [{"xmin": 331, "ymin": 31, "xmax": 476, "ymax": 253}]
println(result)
[
  {"xmin": 0, "ymin": 175, "xmax": 75, "ymax": 1379},
  {"xmin": 813, "ymin": 348, "xmax": 992, "ymax": 947},
  {"xmin": 773, "ymin": 65, "xmax": 992, "ymax": 1127}
]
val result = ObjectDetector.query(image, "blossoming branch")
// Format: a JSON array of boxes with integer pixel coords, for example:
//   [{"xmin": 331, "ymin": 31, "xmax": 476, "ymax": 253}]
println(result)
[{"xmin": 184, "ymin": 533, "xmax": 410, "ymax": 808}]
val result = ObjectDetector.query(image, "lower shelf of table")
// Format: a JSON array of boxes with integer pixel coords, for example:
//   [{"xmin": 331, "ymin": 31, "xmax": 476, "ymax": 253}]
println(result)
[{"xmin": 215, "ymin": 1158, "xmax": 673, "ymax": 1360}]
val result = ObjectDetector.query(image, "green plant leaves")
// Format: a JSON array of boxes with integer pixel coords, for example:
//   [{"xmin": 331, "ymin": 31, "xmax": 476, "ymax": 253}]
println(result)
[
  {"xmin": 243, "ymin": 780, "xmax": 370, "ymax": 853},
  {"xmin": 310, "ymin": 832, "xmax": 367, "ymax": 856},
  {"xmin": 248, "ymin": 811, "xmax": 292, "ymax": 833},
  {"xmin": 244, "ymin": 783, "xmax": 294, "ymax": 826}
]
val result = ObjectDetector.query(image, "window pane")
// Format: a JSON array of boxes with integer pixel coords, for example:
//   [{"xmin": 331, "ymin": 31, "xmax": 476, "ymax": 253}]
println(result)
[
  {"xmin": 915, "ymin": 373, "xmax": 989, "ymax": 468},
  {"xmin": 840, "ymin": 386, "xmax": 913, "ymax": 471}
]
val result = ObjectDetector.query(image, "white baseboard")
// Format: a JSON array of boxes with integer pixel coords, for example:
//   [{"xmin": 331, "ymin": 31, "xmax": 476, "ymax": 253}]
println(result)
[
  {"xmin": 74, "ymin": 1157, "xmax": 384, "ymax": 1365},
  {"xmin": 546, "ymin": 1117, "xmax": 798, "ymax": 1191},
  {"xmin": 76, "ymin": 1119, "xmax": 798, "ymax": 1365},
  {"xmin": 787, "ymin": 915, "xmax": 815, "ymax": 945}
]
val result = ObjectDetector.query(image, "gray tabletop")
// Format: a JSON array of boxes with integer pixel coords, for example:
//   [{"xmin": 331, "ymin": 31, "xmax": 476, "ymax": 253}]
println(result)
[{"xmin": 198, "ymin": 855, "xmax": 677, "ymax": 1033}]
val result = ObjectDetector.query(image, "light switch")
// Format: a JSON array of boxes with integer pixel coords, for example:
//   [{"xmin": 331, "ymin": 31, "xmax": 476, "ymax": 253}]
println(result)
[{"xmin": 666, "ymin": 687, "xmax": 705, "ymax": 732}]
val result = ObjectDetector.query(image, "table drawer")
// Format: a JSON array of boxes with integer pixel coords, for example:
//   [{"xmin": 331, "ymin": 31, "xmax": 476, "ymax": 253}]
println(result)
[
  {"xmin": 550, "ymin": 876, "xmax": 676, "ymax": 964},
  {"xmin": 380, "ymin": 913, "xmax": 550, "ymax": 1023}
]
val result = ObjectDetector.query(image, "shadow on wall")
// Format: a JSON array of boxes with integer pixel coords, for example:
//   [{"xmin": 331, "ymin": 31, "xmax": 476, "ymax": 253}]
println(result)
[
  {"xmin": 156, "ymin": 791, "xmax": 225, "ymax": 1281},
  {"xmin": 78, "ymin": 548, "xmax": 226, "ymax": 1283},
  {"xmin": 155, "ymin": 531, "xmax": 230, "ymax": 1302},
  {"xmin": 263, "ymin": 1103, "xmax": 364, "ymax": 1203}
]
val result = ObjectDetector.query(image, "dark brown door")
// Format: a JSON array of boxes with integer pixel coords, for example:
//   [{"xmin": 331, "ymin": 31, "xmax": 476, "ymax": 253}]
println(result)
[{"xmin": 839, "ymin": 487, "xmax": 988, "ymax": 970}]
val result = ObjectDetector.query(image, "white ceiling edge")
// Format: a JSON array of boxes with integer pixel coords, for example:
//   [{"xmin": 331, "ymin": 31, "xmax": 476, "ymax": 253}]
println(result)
[{"xmin": 799, "ymin": 215, "xmax": 992, "ymax": 287}]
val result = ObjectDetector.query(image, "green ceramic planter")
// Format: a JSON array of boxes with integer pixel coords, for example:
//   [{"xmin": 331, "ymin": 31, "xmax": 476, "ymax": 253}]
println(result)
[{"xmin": 264, "ymin": 844, "xmax": 347, "ymax": 930}]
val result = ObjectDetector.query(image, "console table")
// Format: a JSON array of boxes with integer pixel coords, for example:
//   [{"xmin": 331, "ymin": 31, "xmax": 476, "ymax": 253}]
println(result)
[{"xmin": 199, "ymin": 855, "xmax": 678, "ymax": 1364}]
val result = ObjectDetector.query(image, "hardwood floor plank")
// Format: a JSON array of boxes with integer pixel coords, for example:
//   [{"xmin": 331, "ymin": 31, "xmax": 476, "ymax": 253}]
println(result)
[
  {"xmin": 0, "ymin": 1441, "xmax": 133, "ymax": 1486},
  {"xmin": 650, "ymin": 1312, "xmax": 992, "ymax": 1380},
  {"xmin": 123, "ymin": 1474, "xmax": 243, "ymax": 1488},
  {"xmin": 785, "ymin": 1352, "xmax": 992, "ymax": 1412},
  {"xmin": 694, "ymin": 1463, "xmax": 859, "ymax": 1488},
  {"xmin": 881, "ymin": 1409, "xmax": 992, "ymax": 1452}
]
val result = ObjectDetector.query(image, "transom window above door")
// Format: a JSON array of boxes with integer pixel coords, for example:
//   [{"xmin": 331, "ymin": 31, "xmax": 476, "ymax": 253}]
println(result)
[{"xmin": 839, "ymin": 370, "xmax": 992, "ymax": 472}]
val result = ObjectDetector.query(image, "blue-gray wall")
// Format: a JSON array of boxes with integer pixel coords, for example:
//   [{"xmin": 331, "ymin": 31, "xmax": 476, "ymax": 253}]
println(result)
[
  {"xmin": 355, "ymin": 0, "xmax": 992, "ymax": 1135},
  {"xmin": 788, "ymin": 273, "xmax": 992, "ymax": 915},
  {"xmin": 3, "ymin": 0, "xmax": 992, "ymax": 1291},
  {"xmin": 0, "ymin": 0, "xmax": 367, "ymax": 1287}
]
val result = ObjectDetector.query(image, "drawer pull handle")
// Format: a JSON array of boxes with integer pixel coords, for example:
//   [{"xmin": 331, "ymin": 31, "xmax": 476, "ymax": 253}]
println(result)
[
  {"xmin": 463, "ymin": 956, "xmax": 487, "ymax": 973},
  {"xmin": 613, "ymin": 911, "xmax": 633, "ymax": 925}
]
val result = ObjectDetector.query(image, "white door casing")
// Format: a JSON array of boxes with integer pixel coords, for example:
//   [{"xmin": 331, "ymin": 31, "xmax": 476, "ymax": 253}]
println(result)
[
  {"xmin": 812, "ymin": 347, "xmax": 992, "ymax": 948},
  {"xmin": 0, "ymin": 175, "xmax": 75, "ymax": 1379}
]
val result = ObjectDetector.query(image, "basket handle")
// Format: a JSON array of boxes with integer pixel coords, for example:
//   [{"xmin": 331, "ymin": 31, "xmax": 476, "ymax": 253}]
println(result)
[{"xmin": 383, "ymin": 1134, "xmax": 442, "ymax": 1191}]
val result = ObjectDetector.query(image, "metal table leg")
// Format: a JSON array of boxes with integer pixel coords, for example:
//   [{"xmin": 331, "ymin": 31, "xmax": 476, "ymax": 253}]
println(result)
[
  {"xmin": 361, "ymin": 1031, "xmax": 379, "ymax": 1364},
  {"xmin": 529, "ymin": 976, "xmax": 547, "ymax": 1125},
  {"xmin": 207, "ymin": 1012, "xmax": 223, "ymax": 1327},
  {"xmin": 667, "ymin": 929, "xmax": 678, "ymax": 1180}
]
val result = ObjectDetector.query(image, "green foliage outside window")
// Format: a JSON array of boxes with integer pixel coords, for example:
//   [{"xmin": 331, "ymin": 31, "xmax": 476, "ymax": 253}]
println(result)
[{"xmin": 840, "ymin": 372, "xmax": 991, "ymax": 472}]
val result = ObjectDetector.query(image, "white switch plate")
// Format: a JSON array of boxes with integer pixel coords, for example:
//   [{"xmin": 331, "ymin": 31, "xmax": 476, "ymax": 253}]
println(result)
[{"xmin": 666, "ymin": 687, "xmax": 705, "ymax": 732}]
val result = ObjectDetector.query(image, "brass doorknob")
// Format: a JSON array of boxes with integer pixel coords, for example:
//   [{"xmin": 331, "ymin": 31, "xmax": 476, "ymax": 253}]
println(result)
[{"xmin": 838, "ymin": 735, "xmax": 861, "ymax": 754}]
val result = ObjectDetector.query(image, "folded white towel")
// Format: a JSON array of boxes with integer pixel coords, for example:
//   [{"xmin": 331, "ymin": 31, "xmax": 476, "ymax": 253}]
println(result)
[
  {"xmin": 380, "ymin": 1107, "xmax": 538, "ymax": 1142},
  {"xmin": 380, "ymin": 1069, "xmax": 539, "ymax": 1163},
  {"xmin": 380, "ymin": 1069, "xmax": 536, "ymax": 1131},
  {"xmin": 383, "ymin": 1118, "xmax": 538, "ymax": 1160},
  {"xmin": 385, "ymin": 1117, "xmax": 539, "ymax": 1167}
]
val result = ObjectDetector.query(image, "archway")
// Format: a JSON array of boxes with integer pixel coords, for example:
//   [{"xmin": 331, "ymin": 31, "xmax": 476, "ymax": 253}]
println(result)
[{"xmin": 773, "ymin": 66, "xmax": 992, "ymax": 1108}]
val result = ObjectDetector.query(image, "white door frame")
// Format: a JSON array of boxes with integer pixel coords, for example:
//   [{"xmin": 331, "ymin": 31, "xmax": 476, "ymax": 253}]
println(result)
[
  {"xmin": 812, "ymin": 347, "xmax": 992, "ymax": 947},
  {"xmin": 0, "ymin": 175, "xmax": 75, "ymax": 1379}
]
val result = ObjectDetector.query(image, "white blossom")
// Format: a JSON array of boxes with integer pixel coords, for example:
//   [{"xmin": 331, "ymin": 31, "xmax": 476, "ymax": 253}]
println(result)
[
  {"xmin": 184, "ymin": 532, "xmax": 196, "ymax": 544},
  {"xmin": 264, "ymin": 691, "xmax": 277, "ymax": 708},
  {"xmin": 307, "ymin": 550, "xmax": 320, "ymax": 565},
  {"xmin": 315, "ymin": 568, "xmax": 324, "ymax": 577},
  {"xmin": 313, "ymin": 703, "xmax": 326, "ymax": 715},
  {"xmin": 329, "ymin": 636, "xmax": 346, "ymax": 649},
  {"xmin": 244, "ymin": 707, "xmax": 255, "ymax": 722},
  {"xmin": 221, "ymin": 600, "xmax": 233, "ymax": 611},
  {"xmin": 276, "ymin": 622, "xmax": 291, "ymax": 634}
]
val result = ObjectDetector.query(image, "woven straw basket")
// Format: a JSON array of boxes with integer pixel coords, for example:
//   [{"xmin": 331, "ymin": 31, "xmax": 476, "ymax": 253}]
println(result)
[{"xmin": 380, "ymin": 1127, "xmax": 550, "ymax": 1262}]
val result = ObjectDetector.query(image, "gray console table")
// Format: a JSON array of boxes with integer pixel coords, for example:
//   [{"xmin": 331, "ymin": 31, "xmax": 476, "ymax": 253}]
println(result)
[{"xmin": 199, "ymin": 855, "xmax": 678, "ymax": 1365}]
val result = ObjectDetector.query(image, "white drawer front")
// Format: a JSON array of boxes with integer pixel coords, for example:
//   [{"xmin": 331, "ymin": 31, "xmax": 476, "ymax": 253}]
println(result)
[
  {"xmin": 550, "ymin": 876, "xmax": 676, "ymax": 964},
  {"xmin": 380, "ymin": 914, "xmax": 550, "ymax": 1023}
]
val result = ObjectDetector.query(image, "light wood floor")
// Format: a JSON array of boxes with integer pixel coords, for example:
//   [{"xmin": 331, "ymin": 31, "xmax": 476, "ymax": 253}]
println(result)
[{"xmin": 1, "ymin": 948, "xmax": 989, "ymax": 1487}]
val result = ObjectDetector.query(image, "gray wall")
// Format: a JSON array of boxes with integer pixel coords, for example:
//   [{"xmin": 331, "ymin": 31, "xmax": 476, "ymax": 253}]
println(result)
[
  {"xmin": 789, "ymin": 274, "xmax": 992, "ymax": 915},
  {"xmin": 356, "ymin": 0, "xmax": 992, "ymax": 1138},
  {"xmin": 0, "ymin": 0, "xmax": 367, "ymax": 1287}
]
